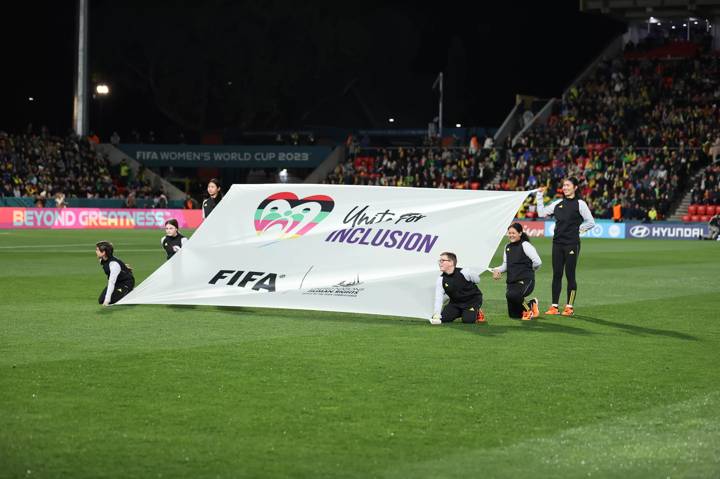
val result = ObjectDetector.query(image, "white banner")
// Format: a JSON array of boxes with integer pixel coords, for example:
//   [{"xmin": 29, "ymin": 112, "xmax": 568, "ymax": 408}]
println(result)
[{"xmin": 118, "ymin": 184, "xmax": 533, "ymax": 319}]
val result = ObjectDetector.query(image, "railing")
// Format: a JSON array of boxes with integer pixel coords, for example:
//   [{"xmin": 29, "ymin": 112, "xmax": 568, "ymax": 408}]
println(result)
[{"xmin": 0, "ymin": 197, "xmax": 186, "ymax": 208}]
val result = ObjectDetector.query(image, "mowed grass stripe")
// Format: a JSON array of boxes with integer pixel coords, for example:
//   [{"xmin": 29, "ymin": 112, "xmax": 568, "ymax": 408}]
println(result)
[{"xmin": 0, "ymin": 229, "xmax": 718, "ymax": 478}]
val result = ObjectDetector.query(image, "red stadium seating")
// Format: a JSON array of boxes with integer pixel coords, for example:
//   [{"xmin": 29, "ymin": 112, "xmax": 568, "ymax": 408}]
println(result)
[
  {"xmin": 688, "ymin": 205, "xmax": 698, "ymax": 215},
  {"xmin": 682, "ymin": 215, "xmax": 690, "ymax": 222},
  {"xmin": 470, "ymin": 182, "xmax": 480, "ymax": 190},
  {"xmin": 697, "ymin": 205, "xmax": 707, "ymax": 216},
  {"xmin": 701, "ymin": 215, "xmax": 711, "ymax": 222},
  {"xmin": 707, "ymin": 205, "xmax": 717, "ymax": 216},
  {"xmin": 691, "ymin": 215, "xmax": 701, "ymax": 222}
]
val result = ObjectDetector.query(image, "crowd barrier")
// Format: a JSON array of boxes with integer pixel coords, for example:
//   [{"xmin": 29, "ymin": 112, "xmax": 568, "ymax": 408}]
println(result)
[{"xmin": 0, "ymin": 207, "xmax": 202, "ymax": 229}]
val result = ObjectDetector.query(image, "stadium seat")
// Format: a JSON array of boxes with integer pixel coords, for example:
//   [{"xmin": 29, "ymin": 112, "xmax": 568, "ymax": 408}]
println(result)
[
  {"xmin": 706, "ymin": 205, "xmax": 717, "ymax": 216},
  {"xmin": 688, "ymin": 205, "xmax": 697, "ymax": 215},
  {"xmin": 526, "ymin": 211, "xmax": 536, "ymax": 219},
  {"xmin": 470, "ymin": 182, "xmax": 480, "ymax": 190},
  {"xmin": 697, "ymin": 205, "xmax": 707, "ymax": 216},
  {"xmin": 682, "ymin": 215, "xmax": 690, "ymax": 223},
  {"xmin": 701, "ymin": 215, "xmax": 711, "ymax": 222},
  {"xmin": 691, "ymin": 215, "xmax": 700, "ymax": 223}
]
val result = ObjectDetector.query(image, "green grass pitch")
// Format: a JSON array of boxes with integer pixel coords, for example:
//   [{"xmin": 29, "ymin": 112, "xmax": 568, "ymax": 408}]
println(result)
[{"xmin": 1, "ymin": 229, "xmax": 719, "ymax": 478}]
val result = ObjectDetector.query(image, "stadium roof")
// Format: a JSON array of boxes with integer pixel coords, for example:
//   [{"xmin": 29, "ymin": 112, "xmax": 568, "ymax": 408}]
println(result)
[{"xmin": 580, "ymin": 0, "xmax": 720, "ymax": 19}]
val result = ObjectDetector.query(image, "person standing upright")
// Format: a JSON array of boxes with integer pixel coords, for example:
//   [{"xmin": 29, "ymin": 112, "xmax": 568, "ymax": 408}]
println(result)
[
  {"xmin": 535, "ymin": 178, "xmax": 595, "ymax": 316},
  {"xmin": 202, "ymin": 178, "xmax": 223, "ymax": 219}
]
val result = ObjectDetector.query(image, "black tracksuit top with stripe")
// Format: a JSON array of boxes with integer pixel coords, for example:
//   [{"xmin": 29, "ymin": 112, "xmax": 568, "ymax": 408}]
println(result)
[
  {"xmin": 505, "ymin": 241, "xmax": 534, "ymax": 284},
  {"xmin": 552, "ymin": 197, "xmax": 583, "ymax": 245},
  {"xmin": 162, "ymin": 233, "xmax": 185, "ymax": 259},
  {"xmin": 441, "ymin": 267, "xmax": 482, "ymax": 305},
  {"xmin": 101, "ymin": 256, "xmax": 134, "ymax": 286}
]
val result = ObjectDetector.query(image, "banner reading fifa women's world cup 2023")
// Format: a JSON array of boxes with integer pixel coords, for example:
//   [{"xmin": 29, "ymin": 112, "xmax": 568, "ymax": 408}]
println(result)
[{"xmin": 118, "ymin": 185, "xmax": 534, "ymax": 320}]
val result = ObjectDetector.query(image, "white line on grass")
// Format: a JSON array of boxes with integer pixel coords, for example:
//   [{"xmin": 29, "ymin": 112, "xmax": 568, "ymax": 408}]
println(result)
[{"xmin": 0, "ymin": 243, "xmax": 151, "ymax": 249}]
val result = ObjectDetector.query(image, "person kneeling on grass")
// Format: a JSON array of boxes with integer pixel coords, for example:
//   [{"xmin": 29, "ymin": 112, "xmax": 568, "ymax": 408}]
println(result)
[
  {"xmin": 96, "ymin": 241, "xmax": 135, "ymax": 307},
  {"xmin": 430, "ymin": 251, "xmax": 485, "ymax": 325},
  {"xmin": 491, "ymin": 223, "xmax": 542, "ymax": 320},
  {"xmin": 161, "ymin": 218, "xmax": 188, "ymax": 260}
]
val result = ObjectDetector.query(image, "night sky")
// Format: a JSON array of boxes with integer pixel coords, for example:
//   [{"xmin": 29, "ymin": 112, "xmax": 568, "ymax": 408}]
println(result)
[{"xmin": 2, "ymin": 1, "xmax": 626, "ymax": 140}]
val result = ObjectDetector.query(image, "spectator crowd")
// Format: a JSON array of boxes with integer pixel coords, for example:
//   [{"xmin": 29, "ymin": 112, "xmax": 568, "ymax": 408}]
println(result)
[
  {"xmin": 329, "ymin": 41, "xmax": 720, "ymax": 221},
  {"xmin": 0, "ymin": 129, "xmax": 172, "ymax": 208}
]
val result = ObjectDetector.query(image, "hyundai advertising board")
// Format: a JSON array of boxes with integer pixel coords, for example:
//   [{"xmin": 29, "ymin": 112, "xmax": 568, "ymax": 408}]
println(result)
[{"xmin": 625, "ymin": 222, "xmax": 708, "ymax": 240}]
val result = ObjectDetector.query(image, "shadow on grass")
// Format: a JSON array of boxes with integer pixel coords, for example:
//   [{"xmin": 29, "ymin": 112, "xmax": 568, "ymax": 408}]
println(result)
[
  {"xmin": 449, "ymin": 318, "xmax": 594, "ymax": 337},
  {"xmin": 574, "ymin": 314, "xmax": 699, "ymax": 341}
]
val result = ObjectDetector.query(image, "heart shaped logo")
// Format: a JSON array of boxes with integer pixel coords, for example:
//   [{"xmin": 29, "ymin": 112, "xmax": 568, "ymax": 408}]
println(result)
[{"xmin": 254, "ymin": 192, "xmax": 335, "ymax": 239}]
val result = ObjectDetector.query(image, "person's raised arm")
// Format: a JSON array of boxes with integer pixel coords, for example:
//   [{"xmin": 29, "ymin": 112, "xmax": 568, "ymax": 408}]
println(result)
[{"xmin": 535, "ymin": 187, "xmax": 559, "ymax": 218}]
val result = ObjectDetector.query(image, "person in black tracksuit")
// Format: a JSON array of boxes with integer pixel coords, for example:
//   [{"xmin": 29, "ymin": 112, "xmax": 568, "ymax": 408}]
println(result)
[
  {"xmin": 536, "ymin": 178, "xmax": 595, "ymax": 316},
  {"xmin": 491, "ymin": 223, "xmax": 542, "ymax": 320},
  {"xmin": 161, "ymin": 218, "xmax": 188, "ymax": 260},
  {"xmin": 202, "ymin": 178, "xmax": 223, "ymax": 219},
  {"xmin": 431, "ymin": 251, "xmax": 485, "ymax": 325},
  {"xmin": 95, "ymin": 241, "xmax": 135, "ymax": 306}
]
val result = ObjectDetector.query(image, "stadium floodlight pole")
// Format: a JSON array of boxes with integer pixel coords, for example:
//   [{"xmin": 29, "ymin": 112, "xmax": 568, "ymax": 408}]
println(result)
[
  {"xmin": 432, "ymin": 72, "xmax": 444, "ymax": 139},
  {"xmin": 72, "ymin": 0, "xmax": 89, "ymax": 137}
]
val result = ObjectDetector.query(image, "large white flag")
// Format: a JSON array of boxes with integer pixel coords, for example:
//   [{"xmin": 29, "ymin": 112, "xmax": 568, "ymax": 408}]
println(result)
[{"xmin": 118, "ymin": 184, "xmax": 532, "ymax": 319}]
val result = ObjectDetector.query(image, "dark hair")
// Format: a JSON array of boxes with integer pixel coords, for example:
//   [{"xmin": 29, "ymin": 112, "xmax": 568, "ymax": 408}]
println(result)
[
  {"xmin": 440, "ymin": 251, "xmax": 457, "ymax": 266},
  {"xmin": 96, "ymin": 241, "xmax": 114, "ymax": 257},
  {"xmin": 165, "ymin": 218, "xmax": 179, "ymax": 229},
  {"xmin": 508, "ymin": 222, "xmax": 530, "ymax": 243},
  {"xmin": 208, "ymin": 178, "xmax": 223, "ymax": 202},
  {"xmin": 565, "ymin": 177, "xmax": 579, "ymax": 187}
]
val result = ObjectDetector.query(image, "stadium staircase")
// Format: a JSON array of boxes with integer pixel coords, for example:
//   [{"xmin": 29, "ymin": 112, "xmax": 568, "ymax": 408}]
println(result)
[
  {"xmin": 305, "ymin": 146, "xmax": 345, "ymax": 183},
  {"xmin": 95, "ymin": 144, "xmax": 186, "ymax": 200},
  {"xmin": 668, "ymin": 166, "xmax": 712, "ymax": 221}
]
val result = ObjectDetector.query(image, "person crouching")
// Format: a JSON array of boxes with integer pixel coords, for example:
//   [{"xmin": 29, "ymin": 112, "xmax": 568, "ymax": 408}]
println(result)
[
  {"xmin": 96, "ymin": 241, "xmax": 135, "ymax": 306},
  {"xmin": 431, "ymin": 252, "xmax": 485, "ymax": 325}
]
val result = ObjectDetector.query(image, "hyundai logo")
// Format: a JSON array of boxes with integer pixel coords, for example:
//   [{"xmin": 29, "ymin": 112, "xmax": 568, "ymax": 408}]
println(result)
[{"xmin": 630, "ymin": 225, "xmax": 650, "ymax": 238}]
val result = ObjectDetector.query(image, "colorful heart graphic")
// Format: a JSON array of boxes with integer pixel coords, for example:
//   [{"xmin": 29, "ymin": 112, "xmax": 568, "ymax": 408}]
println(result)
[{"xmin": 254, "ymin": 192, "xmax": 335, "ymax": 239}]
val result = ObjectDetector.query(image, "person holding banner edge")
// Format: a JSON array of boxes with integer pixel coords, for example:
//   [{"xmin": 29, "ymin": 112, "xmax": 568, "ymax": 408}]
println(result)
[
  {"xmin": 491, "ymin": 223, "xmax": 542, "ymax": 320},
  {"xmin": 202, "ymin": 178, "xmax": 223, "ymax": 219},
  {"xmin": 161, "ymin": 218, "xmax": 188, "ymax": 260},
  {"xmin": 431, "ymin": 252, "xmax": 486, "ymax": 325},
  {"xmin": 95, "ymin": 241, "xmax": 135, "ymax": 306},
  {"xmin": 535, "ymin": 178, "xmax": 595, "ymax": 316}
]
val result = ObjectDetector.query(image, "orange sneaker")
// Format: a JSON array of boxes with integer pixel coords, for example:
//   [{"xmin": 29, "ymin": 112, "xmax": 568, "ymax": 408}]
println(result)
[
  {"xmin": 562, "ymin": 305, "xmax": 574, "ymax": 316},
  {"xmin": 531, "ymin": 298, "xmax": 540, "ymax": 317},
  {"xmin": 545, "ymin": 305, "xmax": 560, "ymax": 315},
  {"xmin": 476, "ymin": 309, "xmax": 486, "ymax": 323},
  {"xmin": 521, "ymin": 310, "xmax": 534, "ymax": 321}
]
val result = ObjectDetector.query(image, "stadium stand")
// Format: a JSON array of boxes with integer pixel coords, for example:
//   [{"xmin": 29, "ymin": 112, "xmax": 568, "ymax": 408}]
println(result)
[
  {"xmin": 330, "ymin": 38, "xmax": 719, "ymax": 222},
  {"xmin": 684, "ymin": 162, "xmax": 720, "ymax": 222},
  {"xmin": 0, "ymin": 130, "xmax": 155, "ymax": 206},
  {"xmin": 326, "ymin": 146, "xmax": 500, "ymax": 190}
]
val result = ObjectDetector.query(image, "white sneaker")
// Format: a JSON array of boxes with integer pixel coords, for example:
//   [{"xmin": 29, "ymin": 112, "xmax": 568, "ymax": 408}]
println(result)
[{"xmin": 429, "ymin": 316, "xmax": 442, "ymax": 325}]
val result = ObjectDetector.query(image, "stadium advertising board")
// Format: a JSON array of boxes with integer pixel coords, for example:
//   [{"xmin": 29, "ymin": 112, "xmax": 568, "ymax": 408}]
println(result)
[
  {"xmin": 118, "ymin": 144, "xmax": 332, "ymax": 168},
  {"xmin": 516, "ymin": 221, "xmax": 545, "ymax": 237},
  {"xmin": 0, "ymin": 207, "xmax": 202, "ymax": 229},
  {"xmin": 625, "ymin": 222, "xmax": 708, "ymax": 240},
  {"xmin": 119, "ymin": 185, "xmax": 532, "ymax": 319},
  {"xmin": 544, "ymin": 220, "xmax": 625, "ymax": 239}
]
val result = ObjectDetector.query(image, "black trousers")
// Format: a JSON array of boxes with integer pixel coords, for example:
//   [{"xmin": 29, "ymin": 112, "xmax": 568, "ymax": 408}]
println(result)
[
  {"xmin": 551, "ymin": 242, "xmax": 580, "ymax": 305},
  {"xmin": 506, "ymin": 279, "xmax": 535, "ymax": 318},
  {"xmin": 441, "ymin": 295, "xmax": 483, "ymax": 323},
  {"xmin": 98, "ymin": 281, "xmax": 134, "ymax": 305}
]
